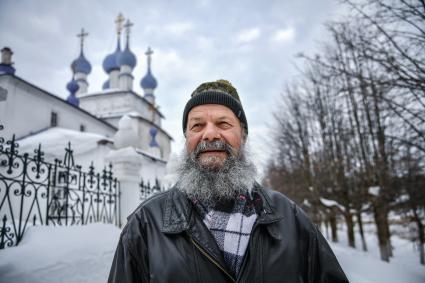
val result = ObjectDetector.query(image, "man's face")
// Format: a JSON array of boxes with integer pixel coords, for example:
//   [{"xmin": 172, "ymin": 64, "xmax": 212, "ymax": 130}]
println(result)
[{"xmin": 186, "ymin": 104, "xmax": 243, "ymax": 169}]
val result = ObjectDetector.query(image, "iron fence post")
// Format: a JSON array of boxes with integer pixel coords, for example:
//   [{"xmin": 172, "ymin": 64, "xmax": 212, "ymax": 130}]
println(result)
[
  {"xmin": 45, "ymin": 163, "xmax": 52, "ymax": 226},
  {"xmin": 17, "ymin": 153, "xmax": 28, "ymax": 245}
]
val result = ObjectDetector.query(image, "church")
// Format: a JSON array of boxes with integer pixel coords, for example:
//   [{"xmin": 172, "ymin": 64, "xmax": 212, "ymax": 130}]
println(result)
[{"xmin": 0, "ymin": 14, "xmax": 174, "ymax": 223}]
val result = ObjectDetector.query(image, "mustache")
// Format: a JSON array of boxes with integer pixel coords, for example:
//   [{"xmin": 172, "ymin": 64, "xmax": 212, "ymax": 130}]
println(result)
[{"xmin": 193, "ymin": 140, "xmax": 234, "ymax": 157}]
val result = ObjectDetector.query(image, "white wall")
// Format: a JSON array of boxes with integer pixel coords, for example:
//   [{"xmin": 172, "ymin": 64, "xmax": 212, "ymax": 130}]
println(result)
[
  {"xmin": 0, "ymin": 75, "xmax": 116, "ymax": 141},
  {"xmin": 79, "ymin": 91, "xmax": 162, "ymax": 127}
]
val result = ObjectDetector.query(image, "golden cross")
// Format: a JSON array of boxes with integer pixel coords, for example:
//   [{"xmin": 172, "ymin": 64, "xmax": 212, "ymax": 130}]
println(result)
[
  {"xmin": 115, "ymin": 13, "xmax": 125, "ymax": 35},
  {"xmin": 76, "ymin": 28, "xmax": 89, "ymax": 50}
]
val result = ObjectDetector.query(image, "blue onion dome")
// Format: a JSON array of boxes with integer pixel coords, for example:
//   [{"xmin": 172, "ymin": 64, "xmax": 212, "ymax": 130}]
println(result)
[
  {"xmin": 71, "ymin": 51, "xmax": 92, "ymax": 74},
  {"xmin": 66, "ymin": 78, "xmax": 80, "ymax": 107},
  {"xmin": 0, "ymin": 64, "xmax": 15, "ymax": 75},
  {"xmin": 117, "ymin": 42, "xmax": 137, "ymax": 68},
  {"xmin": 149, "ymin": 127, "xmax": 158, "ymax": 136},
  {"xmin": 149, "ymin": 127, "xmax": 159, "ymax": 147},
  {"xmin": 141, "ymin": 69, "xmax": 157, "ymax": 89},
  {"xmin": 102, "ymin": 80, "xmax": 110, "ymax": 90},
  {"xmin": 66, "ymin": 78, "xmax": 80, "ymax": 94},
  {"xmin": 102, "ymin": 41, "xmax": 121, "ymax": 73},
  {"xmin": 67, "ymin": 94, "xmax": 80, "ymax": 107}
]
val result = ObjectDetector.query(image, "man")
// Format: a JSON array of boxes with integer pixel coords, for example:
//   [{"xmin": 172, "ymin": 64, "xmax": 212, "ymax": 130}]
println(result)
[{"xmin": 108, "ymin": 80, "xmax": 349, "ymax": 283}]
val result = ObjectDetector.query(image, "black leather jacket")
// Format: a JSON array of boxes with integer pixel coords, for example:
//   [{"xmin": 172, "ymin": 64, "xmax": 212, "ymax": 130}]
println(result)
[{"xmin": 108, "ymin": 184, "xmax": 349, "ymax": 283}]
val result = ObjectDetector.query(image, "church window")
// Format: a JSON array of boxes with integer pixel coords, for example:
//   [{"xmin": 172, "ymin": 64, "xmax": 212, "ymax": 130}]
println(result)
[
  {"xmin": 50, "ymin": 112, "xmax": 58, "ymax": 127},
  {"xmin": 80, "ymin": 124, "xmax": 85, "ymax": 132}
]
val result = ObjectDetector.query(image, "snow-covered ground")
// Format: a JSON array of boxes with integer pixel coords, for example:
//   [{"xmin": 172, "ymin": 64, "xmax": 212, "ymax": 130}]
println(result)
[
  {"xmin": 0, "ymin": 224, "xmax": 120, "ymax": 283},
  {"xmin": 0, "ymin": 222, "xmax": 424, "ymax": 283},
  {"xmin": 329, "ymin": 227, "xmax": 425, "ymax": 283}
]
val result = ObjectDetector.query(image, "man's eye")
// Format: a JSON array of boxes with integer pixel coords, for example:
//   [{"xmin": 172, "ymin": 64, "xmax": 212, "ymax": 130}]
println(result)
[
  {"xmin": 219, "ymin": 122, "xmax": 231, "ymax": 128},
  {"xmin": 191, "ymin": 124, "xmax": 201, "ymax": 130}
]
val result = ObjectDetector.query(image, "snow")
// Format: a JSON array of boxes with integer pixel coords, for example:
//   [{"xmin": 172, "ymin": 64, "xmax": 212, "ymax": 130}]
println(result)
[
  {"xmin": 0, "ymin": 222, "xmax": 424, "ymax": 283},
  {"xmin": 368, "ymin": 186, "xmax": 381, "ymax": 197},
  {"xmin": 17, "ymin": 127, "xmax": 113, "ymax": 157},
  {"xmin": 320, "ymin": 197, "xmax": 346, "ymax": 212},
  {"xmin": 330, "ymin": 231, "xmax": 425, "ymax": 283},
  {"xmin": 0, "ymin": 223, "xmax": 121, "ymax": 283}
]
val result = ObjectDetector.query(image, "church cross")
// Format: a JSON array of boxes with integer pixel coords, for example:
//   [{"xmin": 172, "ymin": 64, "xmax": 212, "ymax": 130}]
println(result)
[
  {"xmin": 115, "ymin": 13, "xmax": 125, "ymax": 35},
  {"xmin": 77, "ymin": 28, "xmax": 89, "ymax": 50},
  {"xmin": 124, "ymin": 19, "xmax": 134, "ymax": 37},
  {"xmin": 145, "ymin": 47, "xmax": 153, "ymax": 68}
]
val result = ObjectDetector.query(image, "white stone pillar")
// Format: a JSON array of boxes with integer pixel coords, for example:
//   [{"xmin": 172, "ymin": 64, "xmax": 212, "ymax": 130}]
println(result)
[{"xmin": 106, "ymin": 147, "xmax": 143, "ymax": 227}]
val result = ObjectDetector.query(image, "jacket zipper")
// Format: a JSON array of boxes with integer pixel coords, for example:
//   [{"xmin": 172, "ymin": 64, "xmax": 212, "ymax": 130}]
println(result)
[{"xmin": 190, "ymin": 237, "xmax": 236, "ymax": 282}]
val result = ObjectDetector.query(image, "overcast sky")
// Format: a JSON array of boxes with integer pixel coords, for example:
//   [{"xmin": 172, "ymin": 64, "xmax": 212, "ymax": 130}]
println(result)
[{"xmin": 0, "ymin": 0, "xmax": 345, "ymax": 175}]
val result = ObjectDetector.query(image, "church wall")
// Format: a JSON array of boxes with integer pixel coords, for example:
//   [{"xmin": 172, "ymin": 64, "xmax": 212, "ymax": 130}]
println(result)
[
  {"xmin": 156, "ymin": 130, "xmax": 172, "ymax": 161},
  {"xmin": 136, "ymin": 119, "xmax": 171, "ymax": 161},
  {"xmin": 0, "ymin": 75, "xmax": 116, "ymax": 140},
  {"xmin": 80, "ymin": 92, "xmax": 132, "ymax": 118},
  {"xmin": 79, "ymin": 91, "xmax": 162, "ymax": 127}
]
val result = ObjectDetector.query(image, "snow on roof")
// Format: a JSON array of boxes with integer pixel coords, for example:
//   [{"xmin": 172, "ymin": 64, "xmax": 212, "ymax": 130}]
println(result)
[
  {"xmin": 368, "ymin": 186, "xmax": 381, "ymax": 197},
  {"xmin": 17, "ymin": 127, "xmax": 113, "ymax": 157},
  {"xmin": 320, "ymin": 197, "xmax": 346, "ymax": 212}
]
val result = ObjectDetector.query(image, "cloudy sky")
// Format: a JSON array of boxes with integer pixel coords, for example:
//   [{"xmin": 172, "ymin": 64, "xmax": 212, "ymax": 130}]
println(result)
[{"xmin": 0, "ymin": 0, "xmax": 345, "ymax": 175}]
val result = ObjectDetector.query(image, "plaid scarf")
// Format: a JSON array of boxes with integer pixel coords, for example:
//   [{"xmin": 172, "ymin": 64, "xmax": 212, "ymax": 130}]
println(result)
[{"xmin": 191, "ymin": 192, "xmax": 262, "ymax": 277}]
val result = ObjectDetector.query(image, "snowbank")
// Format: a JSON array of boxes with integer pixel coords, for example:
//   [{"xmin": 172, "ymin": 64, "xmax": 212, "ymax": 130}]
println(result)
[{"xmin": 0, "ymin": 223, "xmax": 121, "ymax": 283}]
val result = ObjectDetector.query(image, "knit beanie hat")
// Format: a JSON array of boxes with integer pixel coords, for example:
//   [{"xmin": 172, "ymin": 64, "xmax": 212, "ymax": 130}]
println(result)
[{"xmin": 182, "ymin": 79, "xmax": 248, "ymax": 134}]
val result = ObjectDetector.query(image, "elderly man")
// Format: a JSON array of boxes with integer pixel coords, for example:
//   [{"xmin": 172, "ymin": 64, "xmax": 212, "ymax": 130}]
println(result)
[{"xmin": 108, "ymin": 80, "xmax": 349, "ymax": 283}]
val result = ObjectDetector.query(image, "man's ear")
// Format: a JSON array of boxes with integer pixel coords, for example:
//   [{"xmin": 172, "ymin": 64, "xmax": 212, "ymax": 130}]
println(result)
[{"xmin": 240, "ymin": 122, "xmax": 247, "ymax": 143}]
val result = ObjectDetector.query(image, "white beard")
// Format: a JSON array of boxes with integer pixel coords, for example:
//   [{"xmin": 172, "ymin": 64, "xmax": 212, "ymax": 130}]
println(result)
[{"xmin": 176, "ymin": 140, "xmax": 257, "ymax": 206}]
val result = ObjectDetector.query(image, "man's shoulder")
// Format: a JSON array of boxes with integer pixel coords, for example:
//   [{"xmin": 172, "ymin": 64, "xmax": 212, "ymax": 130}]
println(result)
[
  {"xmin": 256, "ymin": 184, "xmax": 296, "ymax": 212},
  {"xmin": 120, "ymin": 188, "xmax": 177, "ymax": 242},
  {"xmin": 127, "ymin": 187, "xmax": 177, "ymax": 221},
  {"xmin": 257, "ymin": 185, "xmax": 316, "ymax": 232}
]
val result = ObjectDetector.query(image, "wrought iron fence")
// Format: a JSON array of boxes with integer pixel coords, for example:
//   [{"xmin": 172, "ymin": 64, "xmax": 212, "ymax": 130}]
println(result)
[{"xmin": 0, "ymin": 125, "xmax": 120, "ymax": 249}]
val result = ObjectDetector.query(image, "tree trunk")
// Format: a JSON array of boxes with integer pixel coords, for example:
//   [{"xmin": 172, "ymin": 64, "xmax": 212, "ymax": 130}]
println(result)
[
  {"xmin": 413, "ymin": 209, "xmax": 425, "ymax": 265},
  {"xmin": 325, "ymin": 219, "xmax": 330, "ymax": 240},
  {"xmin": 373, "ymin": 205, "xmax": 391, "ymax": 262},
  {"xmin": 345, "ymin": 212, "xmax": 356, "ymax": 248},
  {"xmin": 384, "ymin": 215, "xmax": 393, "ymax": 257},
  {"xmin": 356, "ymin": 211, "xmax": 368, "ymax": 251},
  {"xmin": 329, "ymin": 211, "xmax": 338, "ymax": 243}
]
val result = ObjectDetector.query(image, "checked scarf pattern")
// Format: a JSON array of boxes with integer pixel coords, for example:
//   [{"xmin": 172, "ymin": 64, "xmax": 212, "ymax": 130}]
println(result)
[{"xmin": 191, "ymin": 192, "xmax": 262, "ymax": 277}]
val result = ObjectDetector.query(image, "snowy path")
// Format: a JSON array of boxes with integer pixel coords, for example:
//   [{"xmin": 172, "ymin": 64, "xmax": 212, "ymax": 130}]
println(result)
[{"xmin": 0, "ymin": 223, "xmax": 424, "ymax": 283}]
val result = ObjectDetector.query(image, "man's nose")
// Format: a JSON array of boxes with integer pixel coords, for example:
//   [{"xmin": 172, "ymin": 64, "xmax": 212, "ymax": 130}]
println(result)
[{"xmin": 202, "ymin": 123, "xmax": 221, "ymax": 141}]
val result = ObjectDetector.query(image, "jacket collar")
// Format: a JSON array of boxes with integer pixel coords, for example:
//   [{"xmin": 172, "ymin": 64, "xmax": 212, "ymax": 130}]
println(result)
[
  {"xmin": 161, "ymin": 188, "xmax": 192, "ymax": 234},
  {"xmin": 161, "ymin": 183, "xmax": 285, "ymax": 240}
]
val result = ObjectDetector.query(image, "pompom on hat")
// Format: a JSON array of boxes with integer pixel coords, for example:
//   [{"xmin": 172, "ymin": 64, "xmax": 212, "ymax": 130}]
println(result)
[{"xmin": 182, "ymin": 79, "xmax": 248, "ymax": 134}]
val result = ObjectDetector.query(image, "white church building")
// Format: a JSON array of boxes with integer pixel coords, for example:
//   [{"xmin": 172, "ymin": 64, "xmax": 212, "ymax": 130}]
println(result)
[{"xmin": 0, "ymin": 15, "xmax": 173, "ymax": 225}]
